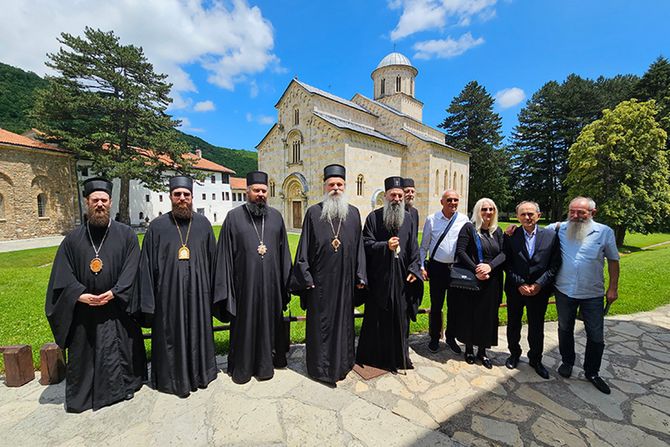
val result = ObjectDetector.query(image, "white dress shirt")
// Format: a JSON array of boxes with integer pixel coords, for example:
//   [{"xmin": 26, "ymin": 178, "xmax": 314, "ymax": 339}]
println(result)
[{"xmin": 419, "ymin": 211, "xmax": 469, "ymax": 267}]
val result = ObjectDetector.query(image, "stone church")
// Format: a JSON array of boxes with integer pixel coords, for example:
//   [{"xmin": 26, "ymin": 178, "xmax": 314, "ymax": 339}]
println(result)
[{"xmin": 257, "ymin": 52, "xmax": 470, "ymax": 230}]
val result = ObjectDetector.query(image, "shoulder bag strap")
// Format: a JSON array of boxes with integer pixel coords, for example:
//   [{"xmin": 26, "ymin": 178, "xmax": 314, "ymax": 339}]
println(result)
[
  {"xmin": 470, "ymin": 225, "xmax": 484, "ymax": 263},
  {"xmin": 429, "ymin": 212, "xmax": 458, "ymax": 261}
]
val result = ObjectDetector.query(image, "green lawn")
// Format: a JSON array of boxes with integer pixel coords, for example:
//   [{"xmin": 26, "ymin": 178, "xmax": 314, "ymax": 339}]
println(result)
[{"xmin": 1, "ymin": 229, "xmax": 669, "ymax": 371}]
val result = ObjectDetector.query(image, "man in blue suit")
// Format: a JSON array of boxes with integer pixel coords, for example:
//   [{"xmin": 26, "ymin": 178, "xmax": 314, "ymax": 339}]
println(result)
[{"xmin": 503, "ymin": 201, "xmax": 561, "ymax": 379}]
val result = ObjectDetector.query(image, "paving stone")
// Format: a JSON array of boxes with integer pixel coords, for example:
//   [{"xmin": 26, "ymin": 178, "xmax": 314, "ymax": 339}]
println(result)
[
  {"xmin": 650, "ymin": 380, "xmax": 670, "ymax": 397},
  {"xmin": 471, "ymin": 415, "xmax": 522, "ymax": 446},
  {"xmin": 421, "ymin": 375, "xmax": 472, "ymax": 402},
  {"xmin": 630, "ymin": 402, "xmax": 670, "ymax": 435},
  {"xmin": 612, "ymin": 322, "xmax": 645, "ymax": 337},
  {"xmin": 584, "ymin": 418, "xmax": 667, "ymax": 447},
  {"xmin": 515, "ymin": 384, "xmax": 580, "ymax": 421},
  {"xmin": 354, "ymin": 381, "xmax": 369, "ymax": 393},
  {"xmin": 610, "ymin": 365, "xmax": 655, "ymax": 384},
  {"xmin": 470, "ymin": 375, "xmax": 507, "ymax": 397},
  {"xmin": 607, "ymin": 343, "xmax": 639, "ymax": 357},
  {"xmin": 208, "ymin": 392, "xmax": 283, "ymax": 445},
  {"xmin": 375, "ymin": 375, "xmax": 414, "ymax": 400},
  {"xmin": 568, "ymin": 381, "xmax": 627, "ymax": 420},
  {"xmin": 279, "ymin": 398, "xmax": 345, "ymax": 446},
  {"xmin": 392, "ymin": 399, "xmax": 439, "ymax": 429},
  {"xmin": 416, "ymin": 365, "xmax": 449, "ymax": 383},
  {"xmin": 609, "ymin": 379, "xmax": 648, "ymax": 395},
  {"xmin": 634, "ymin": 360, "xmax": 670, "ymax": 378},
  {"xmin": 578, "ymin": 427, "xmax": 612, "ymax": 447},
  {"xmin": 427, "ymin": 400, "xmax": 465, "ymax": 424},
  {"xmin": 532, "ymin": 414, "xmax": 587, "ymax": 447},
  {"xmin": 634, "ymin": 393, "xmax": 670, "ymax": 415},
  {"xmin": 452, "ymin": 431, "xmax": 496, "ymax": 447},
  {"xmin": 398, "ymin": 371, "xmax": 432, "ymax": 393}
]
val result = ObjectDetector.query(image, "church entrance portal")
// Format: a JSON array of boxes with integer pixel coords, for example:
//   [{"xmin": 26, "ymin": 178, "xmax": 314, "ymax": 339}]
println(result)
[{"xmin": 282, "ymin": 174, "xmax": 307, "ymax": 230}]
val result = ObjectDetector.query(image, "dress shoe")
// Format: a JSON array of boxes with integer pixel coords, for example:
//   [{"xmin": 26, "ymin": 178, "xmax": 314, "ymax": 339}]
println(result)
[
  {"xmin": 587, "ymin": 375, "xmax": 611, "ymax": 394},
  {"xmin": 464, "ymin": 353, "xmax": 475, "ymax": 364},
  {"xmin": 125, "ymin": 392, "xmax": 134, "ymax": 401},
  {"xmin": 529, "ymin": 361, "xmax": 550, "ymax": 379},
  {"xmin": 558, "ymin": 363, "xmax": 573, "ymax": 378},
  {"xmin": 446, "ymin": 337, "xmax": 462, "ymax": 354},
  {"xmin": 428, "ymin": 339, "xmax": 439, "ymax": 353},
  {"xmin": 477, "ymin": 354, "xmax": 493, "ymax": 369},
  {"xmin": 505, "ymin": 355, "xmax": 519, "ymax": 370}
]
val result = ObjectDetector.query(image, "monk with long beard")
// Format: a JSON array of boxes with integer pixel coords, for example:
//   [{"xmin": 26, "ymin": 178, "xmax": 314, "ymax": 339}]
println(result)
[
  {"xmin": 290, "ymin": 164, "xmax": 367, "ymax": 384},
  {"xmin": 356, "ymin": 176, "xmax": 422, "ymax": 373}
]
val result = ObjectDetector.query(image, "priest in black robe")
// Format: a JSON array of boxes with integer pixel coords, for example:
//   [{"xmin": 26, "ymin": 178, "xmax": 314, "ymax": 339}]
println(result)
[
  {"xmin": 403, "ymin": 177, "xmax": 420, "ymax": 241},
  {"xmin": 290, "ymin": 164, "xmax": 367, "ymax": 383},
  {"xmin": 134, "ymin": 176, "xmax": 218, "ymax": 397},
  {"xmin": 45, "ymin": 177, "xmax": 146, "ymax": 413},
  {"xmin": 213, "ymin": 171, "xmax": 292, "ymax": 384},
  {"xmin": 356, "ymin": 176, "xmax": 423, "ymax": 372}
]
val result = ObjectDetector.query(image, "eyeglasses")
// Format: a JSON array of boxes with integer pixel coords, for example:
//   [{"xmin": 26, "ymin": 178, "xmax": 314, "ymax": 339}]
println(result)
[
  {"xmin": 172, "ymin": 192, "xmax": 191, "ymax": 198},
  {"xmin": 445, "ymin": 198, "xmax": 459, "ymax": 203},
  {"xmin": 481, "ymin": 207, "xmax": 495, "ymax": 212}
]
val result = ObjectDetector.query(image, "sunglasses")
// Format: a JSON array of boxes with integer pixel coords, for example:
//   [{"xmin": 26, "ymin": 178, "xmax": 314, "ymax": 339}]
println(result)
[{"xmin": 481, "ymin": 207, "xmax": 495, "ymax": 212}]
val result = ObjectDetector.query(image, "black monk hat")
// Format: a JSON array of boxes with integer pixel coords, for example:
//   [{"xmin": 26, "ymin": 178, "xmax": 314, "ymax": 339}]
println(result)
[
  {"xmin": 83, "ymin": 177, "xmax": 113, "ymax": 197},
  {"xmin": 402, "ymin": 178, "xmax": 415, "ymax": 188},
  {"xmin": 324, "ymin": 164, "xmax": 346, "ymax": 181},
  {"xmin": 169, "ymin": 175, "xmax": 193, "ymax": 192},
  {"xmin": 246, "ymin": 170, "xmax": 268, "ymax": 186},
  {"xmin": 384, "ymin": 176, "xmax": 403, "ymax": 191}
]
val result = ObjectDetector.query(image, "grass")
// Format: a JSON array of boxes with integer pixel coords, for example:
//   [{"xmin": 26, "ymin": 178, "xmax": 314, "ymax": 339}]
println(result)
[{"xmin": 1, "ymin": 227, "xmax": 670, "ymax": 371}]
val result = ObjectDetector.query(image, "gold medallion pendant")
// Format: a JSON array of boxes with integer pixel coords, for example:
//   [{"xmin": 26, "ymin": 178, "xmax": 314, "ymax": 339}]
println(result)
[
  {"xmin": 257, "ymin": 243, "xmax": 267, "ymax": 257},
  {"xmin": 89, "ymin": 257, "xmax": 103, "ymax": 274},
  {"xmin": 331, "ymin": 237, "xmax": 341, "ymax": 252},
  {"xmin": 178, "ymin": 245, "xmax": 191, "ymax": 260}
]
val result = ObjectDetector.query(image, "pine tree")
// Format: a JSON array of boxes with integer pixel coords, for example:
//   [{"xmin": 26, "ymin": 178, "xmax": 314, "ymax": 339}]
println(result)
[
  {"xmin": 32, "ymin": 27, "xmax": 192, "ymax": 224},
  {"xmin": 634, "ymin": 56, "xmax": 670, "ymax": 148},
  {"xmin": 439, "ymin": 81, "xmax": 509, "ymax": 210}
]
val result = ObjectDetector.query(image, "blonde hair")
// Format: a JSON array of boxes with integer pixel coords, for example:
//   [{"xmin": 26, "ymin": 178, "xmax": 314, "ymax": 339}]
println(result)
[{"xmin": 471, "ymin": 198, "xmax": 499, "ymax": 233}]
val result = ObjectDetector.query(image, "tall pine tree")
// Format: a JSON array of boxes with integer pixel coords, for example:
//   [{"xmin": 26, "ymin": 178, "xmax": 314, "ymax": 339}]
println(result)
[
  {"xmin": 32, "ymin": 27, "xmax": 192, "ymax": 224},
  {"xmin": 439, "ymin": 81, "xmax": 509, "ymax": 210},
  {"xmin": 634, "ymin": 56, "xmax": 670, "ymax": 148}
]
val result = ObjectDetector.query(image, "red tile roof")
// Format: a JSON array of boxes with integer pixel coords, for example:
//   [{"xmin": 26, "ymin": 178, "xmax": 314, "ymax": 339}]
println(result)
[
  {"xmin": 0, "ymin": 128, "xmax": 70, "ymax": 153},
  {"xmin": 230, "ymin": 177, "xmax": 247, "ymax": 189}
]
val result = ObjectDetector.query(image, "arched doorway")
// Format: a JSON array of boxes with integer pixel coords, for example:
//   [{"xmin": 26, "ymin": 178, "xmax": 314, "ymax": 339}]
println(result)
[
  {"xmin": 371, "ymin": 188, "xmax": 385, "ymax": 210},
  {"xmin": 282, "ymin": 173, "xmax": 308, "ymax": 230}
]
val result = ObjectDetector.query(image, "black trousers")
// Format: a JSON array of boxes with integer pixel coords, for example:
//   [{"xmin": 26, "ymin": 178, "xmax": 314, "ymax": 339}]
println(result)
[
  {"xmin": 428, "ymin": 261, "xmax": 455, "ymax": 341},
  {"xmin": 506, "ymin": 290, "xmax": 549, "ymax": 363}
]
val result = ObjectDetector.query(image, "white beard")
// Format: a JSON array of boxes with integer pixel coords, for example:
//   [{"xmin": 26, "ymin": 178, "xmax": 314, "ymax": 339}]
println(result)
[
  {"xmin": 383, "ymin": 199, "xmax": 405, "ymax": 232},
  {"xmin": 566, "ymin": 219, "xmax": 592, "ymax": 241},
  {"xmin": 321, "ymin": 191, "xmax": 349, "ymax": 221}
]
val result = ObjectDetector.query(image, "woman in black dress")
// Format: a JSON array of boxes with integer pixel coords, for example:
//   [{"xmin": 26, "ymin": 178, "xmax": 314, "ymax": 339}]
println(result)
[{"xmin": 453, "ymin": 198, "xmax": 505, "ymax": 368}]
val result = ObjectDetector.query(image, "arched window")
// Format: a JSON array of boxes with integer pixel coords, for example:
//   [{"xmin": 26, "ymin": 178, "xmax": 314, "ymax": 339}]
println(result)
[
  {"xmin": 139, "ymin": 212, "xmax": 144, "ymax": 220},
  {"xmin": 37, "ymin": 193, "xmax": 47, "ymax": 218},
  {"xmin": 411, "ymin": 78, "xmax": 414, "ymax": 96},
  {"xmin": 443, "ymin": 170, "xmax": 448, "ymax": 190},
  {"xmin": 356, "ymin": 174, "xmax": 364, "ymax": 196},
  {"xmin": 294, "ymin": 108, "xmax": 299, "ymax": 126},
  {"xmin": 453, "ymin": 172, "xmax": 458, "ymax": 194},
  {"xmin": 269, "ymin": 180, "xmax": 276, "ymax": 197},
  {"xmin": 435, "ymin": 170, "xmax": 439, "ymax": 195},
  {"xmin": 0, "ymin": 193, "xmax": 5, "ymax": 219},
  {"xmin": 460, "ymin": 174, "xmax": 464, "ymax": 195},
  {"xmin": 396, "ymin": 76, "xmax": 401, "ymax": 92},
  {"xmin": 381, "ymin": 79, "xmax": 385, "ymax": 95},
  {"xmin": 291, "ymin": 140, "xmax": 301, "ymax": 163}
]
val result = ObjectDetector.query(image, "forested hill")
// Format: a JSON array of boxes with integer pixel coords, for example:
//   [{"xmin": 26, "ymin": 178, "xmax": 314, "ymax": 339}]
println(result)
[{"xmin": 0, "ymin": 62, "xmax": 258, "ymax": 176}]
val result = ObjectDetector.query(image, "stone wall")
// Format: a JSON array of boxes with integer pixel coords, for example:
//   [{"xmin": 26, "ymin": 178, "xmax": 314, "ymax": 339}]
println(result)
[{"xmin": 0, "ymin": 145, "xmax": 78, "ymax": 240}]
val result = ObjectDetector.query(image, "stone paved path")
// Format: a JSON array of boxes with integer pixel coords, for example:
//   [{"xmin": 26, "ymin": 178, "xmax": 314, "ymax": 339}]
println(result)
[{"xmin": 2, "ymin": 305, "xmax": 669, "ymax": 446}]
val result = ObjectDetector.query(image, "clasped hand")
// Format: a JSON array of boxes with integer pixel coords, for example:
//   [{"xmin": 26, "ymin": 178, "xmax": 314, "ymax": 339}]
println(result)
[
  {"xmin": 78, "ymin": 290, "xmax": 114, "ymax": 306},
  {"xmin": 475, "ymin": 263, "xmax": 491, "ymax": 280}
]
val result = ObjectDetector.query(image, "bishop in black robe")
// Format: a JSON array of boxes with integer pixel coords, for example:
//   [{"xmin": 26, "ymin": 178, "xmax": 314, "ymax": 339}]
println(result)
[
  {"xmin": 213, "ymin": 171, "xmax": 292, "ymax": 384},
  {"xmin": 289, "ymin": 165, "xmax": 367, "ymax": 383},
  {"xmin": 45, "ymin": 178, "xmax": 146, "ymax": 413},
  {"xmin": 134, "ymin": 176, "xmax": 218, "ymax": 397},
  {"xmin": 356, "ymin": 177, "xmax": 422, "ymax": 372},
  {"xmin": 403, "ymin": 177, "xmax": 420, "ymax": 242}
]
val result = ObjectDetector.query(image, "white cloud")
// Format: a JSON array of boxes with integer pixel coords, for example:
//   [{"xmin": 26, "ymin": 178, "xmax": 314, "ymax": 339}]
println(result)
[
  {"xmin": 249, "ymin": 80, "xmax": 259, "ymax": 98},
  {"xmin": 193, "ymin": 100, "xmax": 216, "ymax": 112},
  {"xmin": 0, "ymin": 0, "xmax": 279, "ymax": 103},
  {"xmin": 246, "ymin": 112, "xmax": 274, "ymax": 125},
  {"xmin": 177, "ymin": 117, "xmax": 204, "ymax": 133},
  {"xmin": 390, "ymin": 0, "xmax": 497, "ymax": 40},
  {"xmin": 495, "ymin": 87, "xmax": 526, "ymax": 108},
  {"xmin": 413, "ymin": 32, "xmax": 484, "ymax": 59}
]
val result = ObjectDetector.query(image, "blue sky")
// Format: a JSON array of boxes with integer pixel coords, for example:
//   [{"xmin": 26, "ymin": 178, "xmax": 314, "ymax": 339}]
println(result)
[{"xmin": 1, "ymin": 1, "xmax": 669, "ymax": 152}]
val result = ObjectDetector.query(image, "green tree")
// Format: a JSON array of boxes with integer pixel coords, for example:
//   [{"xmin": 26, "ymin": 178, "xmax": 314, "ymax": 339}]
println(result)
[
  {"xmin": 634, "ymin": 56, "xmax": 670, "ymax": 148},
  {"xmin": 566, "ymin": 100, "xmax": 670, "ymax": 246},
  {"xmin": 439, "ymin": 80, "xmax": 510, "ymax": 210},
  {"xmin": 32, "ymin": 27, "xmax": 192, "ymax": 223}
]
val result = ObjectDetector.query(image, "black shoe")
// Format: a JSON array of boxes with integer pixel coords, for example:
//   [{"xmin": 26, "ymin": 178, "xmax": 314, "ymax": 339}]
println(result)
[
  {"xmin": 428, "ymin": 339, "xmax": 439, "ymax": 353},
  {"xmin": 446, "ymin": 338, "xmax": 462, "ymax": 354},
  {"xmin": 558, "ymin": 363, "xmax": 573, "ymax": 378},
  {"xmin": 465, "ymin": 353, "xmax": 475, "ymax": 364},
  {"xmin": 587, "ymin": 375, "xmax": 611, "ymax": 394},
  {"xmin": 477, "ymin": 354, "xmax": 493, "ymax": 369},
  {"xmin": 530, "ymin": 362, "xmax": 550, "ymax": 379},
  {"xmin": 505, "ymin": 355, "xmax": 519, "ymax": 370},
  {"xmin": 125, "ymin": 392, "xmax": 134, "ymax": 401}
]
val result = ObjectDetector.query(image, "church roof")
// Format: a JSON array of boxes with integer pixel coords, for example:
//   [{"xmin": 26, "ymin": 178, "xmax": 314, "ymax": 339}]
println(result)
[
  {"xmin": 292, "ymin": 80, "xmax": 372, "ymax": 114},
  {"xmin": 0, "ymin": 128, "xmax": 70, "ymax": 153},
  {"xmin": 376, "ymin": 52, "xmax": 413, "ymax": 69},
  {"xmin": 402, "ymin": 127, "xmax": 468, "ymax": 154},
  {"xmin": 313, "ymin": 110, "xmax": 403, "ymax": 145}
]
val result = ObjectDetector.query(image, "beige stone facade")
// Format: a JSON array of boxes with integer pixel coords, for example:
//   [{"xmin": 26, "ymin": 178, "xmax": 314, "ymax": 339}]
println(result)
[
  {"xmin": 0, "ymin": 130, "xmax": 79, "ymax": 240},
  {"xmin": 257, "ymin": 52, "xmax": 470, "ymax": 230}
]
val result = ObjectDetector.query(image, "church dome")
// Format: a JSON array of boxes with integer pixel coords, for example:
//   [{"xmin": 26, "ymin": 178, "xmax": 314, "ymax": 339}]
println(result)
[{"xmin": 376, "ymin": 52, "xmax": 413, "ymax": 69}]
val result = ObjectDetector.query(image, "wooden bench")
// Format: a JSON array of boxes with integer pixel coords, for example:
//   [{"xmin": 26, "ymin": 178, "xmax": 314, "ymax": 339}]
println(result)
[
  {"xmin": 0, "ymin": 345, "xmax": 35, "ymax": 387},
  {"xmin": 39, "ymin": 343, "xmax": 65, "ymax": 385}
]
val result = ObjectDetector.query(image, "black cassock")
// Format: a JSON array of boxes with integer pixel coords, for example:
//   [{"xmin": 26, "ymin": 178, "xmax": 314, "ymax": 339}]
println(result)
[
  {"xmin": 135, "ymin": 212, "xmax": 218, "ymax": 396},
  {"xmin": 289, "ymin": 203, "xmax": 367, "ymax": 383},
  {"xmin": 45, "ymin": 221, "xmax": 146, "ymax": 413},
  {"xmin": 213, "ymin": 205, "xmax": 292, "ymax": 384},
  {"xmin": 356, "ymin": 208, "xmax": 423, "ymax": 372},
  {"xmin": 408, "ymin": 206, "xmax": 420, "ymax": 241}
]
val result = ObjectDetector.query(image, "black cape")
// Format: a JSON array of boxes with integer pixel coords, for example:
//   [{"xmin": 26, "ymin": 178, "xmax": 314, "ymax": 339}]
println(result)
[
  {"xmin": 355, "ymin": 208, "xmax": 423, "ymax": 372},
  {"xmin": 289, "ymin": 203, "xmax": 367, "ymax": 383},
  {"xmin": 134, "ymin": 212, "xmax": 218, "ymax": 396},
  {"xmin": 408, "ymin": 206, "xmax": 419, "ymax": 241},
  {"xmin": 45, "ymin": 221, "xmax": 146, "ymax": 413},
  {"xmin": 213, "ymin": 205, "xmax": 292, "ymax": 384}
]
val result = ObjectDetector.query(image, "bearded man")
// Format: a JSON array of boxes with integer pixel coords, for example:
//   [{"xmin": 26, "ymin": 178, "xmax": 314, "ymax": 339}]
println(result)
[
  {"xmin": 550, "ymin": 196, "xmax": 620, "ymax": 394},
  {"xmin": 135, "ymin": 175, "xmax": 218, "ymax": 397},
  {"xmin": 355, "ymin": 176, "xmax": 422, "ymax": 373},
  {"xmin": 213, "ymin": 171, "xmax": 292, "ymax": 384},
  {"xmin": 290, "ymin": 164, "xmax": 367, "ymax": 383},
  {"xmin": 403, "ymin": 178, "xmax": 419, "ymax": 240},
  {"xmin": 46, "ymin": 177, "xmax": 146, "ymax": 412}
]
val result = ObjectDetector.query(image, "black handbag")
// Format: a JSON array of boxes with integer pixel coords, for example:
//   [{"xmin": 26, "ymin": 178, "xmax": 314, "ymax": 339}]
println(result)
[{"xmin": 449, "ymin": 225, "xmax": 484, "ymax": 291}]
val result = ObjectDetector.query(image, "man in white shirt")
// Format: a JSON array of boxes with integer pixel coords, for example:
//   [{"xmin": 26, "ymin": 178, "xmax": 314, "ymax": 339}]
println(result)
[{"xmin": 420, "ymin": 190, "xmax": 470, "ymax": 353}]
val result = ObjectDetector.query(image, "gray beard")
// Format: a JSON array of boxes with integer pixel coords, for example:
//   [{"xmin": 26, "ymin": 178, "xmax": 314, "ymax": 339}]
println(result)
[
  {"xmin": 383, "ymin": 199, "xmax": 405, "ymax": 233},
  {"xmin": 405, "ymin": 198, "xmax": 414, "ymax": 207},
  {"xmin": 320, "ymin": 191, "xmax": 349, "ymax": 222},
  {"xmin": 172, "ymin": 203, "xmax": 193, "ymax": 220},
  {"xmin": 566, "ymin": 219, "xmax": 592, "ymax": 241}
]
